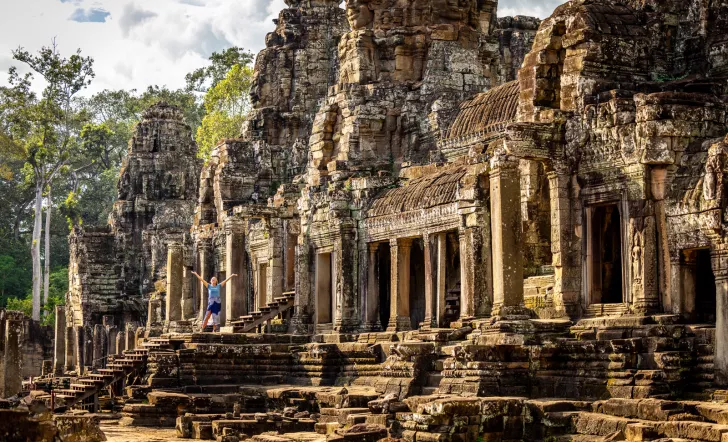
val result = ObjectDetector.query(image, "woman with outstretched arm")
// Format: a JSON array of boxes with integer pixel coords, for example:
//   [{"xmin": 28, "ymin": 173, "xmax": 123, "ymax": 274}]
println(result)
[{"xmin": 190, "ymin": 272, "xmax": 238, "ymax": 332}]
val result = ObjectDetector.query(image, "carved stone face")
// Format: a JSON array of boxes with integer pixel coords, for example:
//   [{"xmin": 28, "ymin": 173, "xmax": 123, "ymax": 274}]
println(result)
[
  {"xmin": 347, "ymin": 0, "xmax": 373, "ymax": 30},
  {"xmin": 433, "ymin": 0, "xmax": 464, "ymax": 21}
]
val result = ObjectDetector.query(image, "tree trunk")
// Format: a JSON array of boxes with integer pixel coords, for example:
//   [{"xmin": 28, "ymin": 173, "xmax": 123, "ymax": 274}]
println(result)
[
  {"xmin": 43, "ymin": 187, "xmax": 52, "ymax": 311},
  {"xmin": 31, "ymin": 181, "xmax": 43, "ymax": 321}
]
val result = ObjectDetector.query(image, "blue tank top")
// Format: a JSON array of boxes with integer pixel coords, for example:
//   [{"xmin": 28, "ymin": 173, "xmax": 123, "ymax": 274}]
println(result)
[{"xmin": 208, "ymin": 284, "xmax": 221, "ymax": 304}]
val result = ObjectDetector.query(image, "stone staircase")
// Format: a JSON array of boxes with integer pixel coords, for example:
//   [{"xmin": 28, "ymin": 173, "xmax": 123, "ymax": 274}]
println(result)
[
  {"xmin": 230, "ymin": 292, "xmax": 296, "ymax": 333},
  {"xmin": 53, "ymin": 337, "xmax": 171, "ymax": 409},
  {"xmin": 583, "ymin": 303, "xmax": 630, "ymax": 318}
]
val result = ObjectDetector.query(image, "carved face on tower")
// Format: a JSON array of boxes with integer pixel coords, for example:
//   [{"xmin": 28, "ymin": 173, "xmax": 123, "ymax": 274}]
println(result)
[{"xmin": 346, "ymin": 0, "xmax": 373, "ymax": 30}]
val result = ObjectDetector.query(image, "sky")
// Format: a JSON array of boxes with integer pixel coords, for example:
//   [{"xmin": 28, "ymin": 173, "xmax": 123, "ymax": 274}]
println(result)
[{"xmin": 0, "ymin": 0, "xmax": 564, "ymax": 95}]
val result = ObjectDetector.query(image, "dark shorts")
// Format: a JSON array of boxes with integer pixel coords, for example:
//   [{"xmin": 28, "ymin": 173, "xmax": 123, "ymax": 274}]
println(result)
[{"xmin": 207, "ymin": 301, "xmax": 221, "ymax": 314}]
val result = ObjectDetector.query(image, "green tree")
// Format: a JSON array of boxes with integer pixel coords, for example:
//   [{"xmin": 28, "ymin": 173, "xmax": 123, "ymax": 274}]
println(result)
[
  {"xmin": 196, "ymin": 64, "xmax": 254, "ymax": 159},
  {"xmin": 0, "ymin": 42, "xmax": 94, "ymax": 320},
  {"xmin": 185, "ymin": 47, "xmax": 254, "ymax": 93}
]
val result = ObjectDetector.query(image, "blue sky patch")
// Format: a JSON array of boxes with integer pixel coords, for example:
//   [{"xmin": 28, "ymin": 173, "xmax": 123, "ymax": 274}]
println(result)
[{"xmin": 69, "ymin": 7, "xmax": 110, "ymax": 23}]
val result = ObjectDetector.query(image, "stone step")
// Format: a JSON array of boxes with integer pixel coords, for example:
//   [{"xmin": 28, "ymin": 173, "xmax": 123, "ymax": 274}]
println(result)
[
  {"xmin": 421, "ymin": 386, "xmax": 439, "ymax": 395},
  {"xmin": 426, "ymin": 373, "xmax": 442, "ymax": 386}
]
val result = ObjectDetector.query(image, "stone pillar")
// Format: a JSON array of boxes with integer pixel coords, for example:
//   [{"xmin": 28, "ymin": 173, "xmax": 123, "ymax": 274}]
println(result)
[
  {"xmin": 652, "ymin": 166, "xmax": 671, "ymax": 312},
  {"xmin": 84, "ymin": 325, "xmax": 94, "ymax": 368},
  {"xmin": 490, "ymin": 157, "xmax": 524, "ymax": 316},
  {"xmin": 166, "ymin": 242, "xmax": 184, "ymax": 322},
  {"xmin": 74, "ymin": 326, "xmax": 84, "ymax": 373},
  {"xmin": 268, "ymin": 219, "xmax": 284, "ymax": 306},
  {"xmin": 548, "ymin": 171, "xmax": 581, "ymax": 318},
  {"xmin": 365, "ymin": 242, "xmax": 380, "ymax": 330},
  {"xmin": 65, "ymin": 327, "xmax": 74, "ymax": 372},
  {"xmin": 108, "ymin": 326, "xmax": 119, "ymax": 356},
  {"xmin": 436, "ymin": 233, "xmax": 447, "ymax": 328},
  {"xmin": 714, "ymin": 247, "xmax": 728, "ymax": 385},
  {"xmin": 197, "ymin": 240, "xmax": 213, "ymax": 321},
  {"xmin": 182, "ymin": 267, "xmax": 195, "ymax": 320},
  {"xmin": 2, "ymin": 316, "xmax": 22, "ymax": 397},
  {"xmin": 53, "ymin": 306, "xmax": 66, "ymax": 374},
  {"xmin": 335, "ymin": 231, "xmax": 359, "ymax": 332},
  {"xmin": 292, "ymin": 238, "xmax": 313, "ymax": 334},
  {"xmin": 459, "ymin": 228, "xmax": 476, "ymax": 321},
  {"xmin": 93, "ymin": 324, "xmax": 104, "ymax": 368},
  {"xmin": 630, "ymin": 216, "xmax": 659, "ymax": 314},
  {"xmin": 387, "ymin": 238, "xmax": 412, "ymax": 332},
  {"xmin": 126, "ymin": 325, "xmax": 136, "ymax": 351},
  {"xmin": 225, "ymin": 218, "xmax": 247, "ymax": 324},
  {"xmin": 115, "ymin": 331, "xmax": 125, "ymax": 356},
  {"xmin": 134, "ymin": 327, "xmax": 145, "ymax": 350},
  {"xmin": 423, "ymin": 233, "xmax": 436, "ymax": 329}
]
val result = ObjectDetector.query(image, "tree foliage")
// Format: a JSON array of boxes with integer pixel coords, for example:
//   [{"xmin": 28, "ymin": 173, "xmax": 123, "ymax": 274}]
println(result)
[
  {"xmin": 0, "ymin": 43, "xmax": 254, "ymax": 320},
  {"xmin": 196, "ymin": 63, "xmax": 253, "ymax": 159},
  {"xmin": 185, "ymin": 47, "xmax": 254, "ymax": 93}
]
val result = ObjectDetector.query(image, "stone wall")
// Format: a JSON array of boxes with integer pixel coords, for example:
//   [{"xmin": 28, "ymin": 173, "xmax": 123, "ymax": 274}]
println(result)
[{"xmin": 0, "ymin": 310, "xmax": 53, "ymax": 398}]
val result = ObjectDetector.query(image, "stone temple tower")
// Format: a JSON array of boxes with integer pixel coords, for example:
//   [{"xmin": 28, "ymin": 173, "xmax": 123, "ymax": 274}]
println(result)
[{"xmin": 67, "ymin": 102, "xmax": 201, "ymax": 330}]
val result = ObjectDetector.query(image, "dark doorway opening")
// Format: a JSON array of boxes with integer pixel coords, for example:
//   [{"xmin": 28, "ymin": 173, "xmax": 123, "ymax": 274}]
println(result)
[
  {"xmin": 409, "ymin": 239, "xmax": 426, "ymax": 330},
  {"xmin": 377, "ymin": 243, "xmax": 391, "ymax": 330},
  {"xmin": 590, "ymin": 204, "xmax": 623, "ymax": 304},
  {"xmin": 695, "ymin": 249, "xmax": 716, "ymax": 323}
]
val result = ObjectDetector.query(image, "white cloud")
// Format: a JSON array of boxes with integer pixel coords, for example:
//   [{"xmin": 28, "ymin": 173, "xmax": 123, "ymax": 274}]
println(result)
[
  {"xmin": 118, "ymin": 3, "xmax": 157, "ymax": 37},
  {"xmin": 0, "ymin": 0, "xmax": 562, "ymax": 96}
]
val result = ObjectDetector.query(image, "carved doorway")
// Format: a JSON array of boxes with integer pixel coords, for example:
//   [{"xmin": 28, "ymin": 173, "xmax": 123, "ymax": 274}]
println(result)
[
  {"xmin": 587, "ymin": 203, "xmax": 624, "ymax": 305},
  {"xmin": 258, "ymin": 263, "xmax": 268, "ymax": 309},
  {"xmin": 315, "ymin": 252, "xmax": 333, "ymax": 325},
  {"xmin": 695, "ymin": 249, "xmax": 717, "ymax": 323}
]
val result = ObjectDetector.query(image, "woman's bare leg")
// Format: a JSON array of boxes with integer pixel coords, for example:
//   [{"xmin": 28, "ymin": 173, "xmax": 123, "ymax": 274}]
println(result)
[{"xmin": 202, "ymin": 311, "xmax": 212, "ymax": 330}]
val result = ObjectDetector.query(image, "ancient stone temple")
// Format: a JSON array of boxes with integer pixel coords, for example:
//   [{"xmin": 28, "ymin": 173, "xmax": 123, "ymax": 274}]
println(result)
[
  {"xmin": 64, "ymin": 102, "xmax": 200, "ymax": 365},
  {"xmin": 34, "ymin": 0, "xmax": 728, "ymax": 441}
]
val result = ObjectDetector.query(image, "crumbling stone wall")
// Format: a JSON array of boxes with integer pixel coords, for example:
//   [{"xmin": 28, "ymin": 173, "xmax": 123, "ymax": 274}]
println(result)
[{"xmin": 0, "ymin": 310, "xmax": 52, "ymax": 398}]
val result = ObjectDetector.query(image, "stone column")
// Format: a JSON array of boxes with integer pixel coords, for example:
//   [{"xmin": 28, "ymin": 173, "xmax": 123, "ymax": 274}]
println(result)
[
  {"xmin": 182, "ymin": 267, "xmax": 195, "ymax": 320},
  {"xmin": 197, "ymin": 240, "xmax": 213, "ymax": 321},
  {"xmin": 125, "ymin": 325, "xmax": 136, "ymax": 351},
  {"xmin": 490, "ymin": 157, "xmax": 524, "ymax": 316},
  {"xmin": 166, "ymin": 242, "xmax": 184, "ymax": 322},
  {"xmin": 713, "ymin": 247, "xmax": 728, "ymax": 385},
  {"xmin": 335, "ymin": 231, "xmax": 360, "ymax": 332},
  {"xmin": 268, "ymin": 219, "xmax": 284, "ymax": 306},
  {"xmin": 630, "ymin": 216, "xmax": 659, "ymax": 314},
  {"xmin": 436, "ymin": 233, "xmax": 447, "ymax": 328},
  {"xmin": 678, "ymin": 251, "xmax": 697, "ymax": 318},
  {"xmin": 108, "ymin": 326, "xmax": 119, "ymax": 357},
  {"xmin": 459, "ymin": 228, "xmax": 477, "ymax": 321},
  {"xmin": 225, "ymin": 218, "xmax": 247, "ymax": 324},
  {"xmin": 547, "ymin": 171, "xmax": 581, "ymax": 318},
  {"xmin": 74, "ymin": 326, "xmax": 84, "ymax": 373},
  {"xmin": 423, "ymin": 233, "xmax": 436, "ymax": 329},
  {"xmin": 2, "ymin": 315, "xmax": 22, "ymax": 397},
  {"xmin": 387, "ymin": 238, "xmax": 412, "ymax": 332},
  {"xmin": 291, "ymin": 237, "xmax": 313, "ymax": 334},
  {"xmin": 93, "ymin": 324, "xmax": 104, "ymax": 368},
  {"xmin": 115, "ymin": 332, "xmax": 125, "ymax": 356},
  {"xmin": 65, "ymin": 326, "xmax": 75, "ymax": 372},
  {"xmin": 365, "ymin": 242, "xmax": 380, "ymax": 330},
  {"xmin": 53, "ymin": 306, "xmax": 66, "ymax": 374},
  {"xmin": 84, "ymin": 325, "xmax": 94, "ymax": 368}
]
